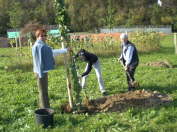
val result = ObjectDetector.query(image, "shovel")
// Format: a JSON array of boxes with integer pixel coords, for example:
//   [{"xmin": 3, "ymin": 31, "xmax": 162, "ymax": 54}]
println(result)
[
  {"xmin": 119, "ymin": 60, "xmax": 139, "ymax": 88},
  {"xmin": 126, "ymin": 71, "xmax": 139, "ymax": 88}
]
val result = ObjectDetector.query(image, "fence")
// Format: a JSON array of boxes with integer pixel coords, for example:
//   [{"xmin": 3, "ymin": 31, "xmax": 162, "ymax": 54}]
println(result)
[
  {"xmin": 0, "ymin": 37, "xmax": 9, "ymax": 48},
  {"xmin": 100, "ymin": 25, "xmax": 172, "ymax": 34}
]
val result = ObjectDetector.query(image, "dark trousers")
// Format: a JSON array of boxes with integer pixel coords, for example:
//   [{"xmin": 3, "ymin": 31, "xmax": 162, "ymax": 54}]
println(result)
[
  {"xmin": 126, "ymin": 66, "xmax": 137, "ymax": 90},
  {"xmin": 36, "ymin": 73, "xmax": 50, "ymax": 108},
  {"xmin": 121, "ymin": 59, "xmax": 138, "ymax": 90}
]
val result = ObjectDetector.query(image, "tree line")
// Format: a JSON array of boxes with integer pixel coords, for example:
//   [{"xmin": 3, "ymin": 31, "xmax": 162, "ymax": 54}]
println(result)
[{"xmin": 0, "ymin": 0, "xmax": 177, "ymax": 36}]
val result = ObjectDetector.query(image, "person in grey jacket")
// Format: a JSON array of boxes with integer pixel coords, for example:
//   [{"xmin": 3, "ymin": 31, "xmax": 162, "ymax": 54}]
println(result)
[
  {"xmin": 118, "ymin": 33, "xmax": 139, "ymax": 91},
  {"xmin": 74, "ymin": 49, "xmax": 107, "ymax": 96},
  {"xmin": 32, "ymin": 28, "xmax": 67, "ymax": 108}
]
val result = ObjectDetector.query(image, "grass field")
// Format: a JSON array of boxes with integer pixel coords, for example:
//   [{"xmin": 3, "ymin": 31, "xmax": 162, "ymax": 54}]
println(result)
[{"xmin": 0, "ymin": 34, "xmax": 177, "ymax": 132}]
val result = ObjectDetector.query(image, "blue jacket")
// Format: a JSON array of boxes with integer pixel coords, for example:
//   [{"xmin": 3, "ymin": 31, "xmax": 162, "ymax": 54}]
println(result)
[{"xmin": 32, "ymin": 40, "xmax": 55, "ymax": 78}]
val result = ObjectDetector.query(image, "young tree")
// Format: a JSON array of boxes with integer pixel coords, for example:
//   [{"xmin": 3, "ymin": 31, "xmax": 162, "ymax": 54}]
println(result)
[{"xmin": 53, "ymin": 0, "xmax": 82, "ymax": 110}]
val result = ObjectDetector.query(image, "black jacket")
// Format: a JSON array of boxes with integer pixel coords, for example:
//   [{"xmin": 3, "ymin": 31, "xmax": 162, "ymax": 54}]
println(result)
[{"xmin": 75, "ymin": 49, "xmax": 98, "ymax": 77}]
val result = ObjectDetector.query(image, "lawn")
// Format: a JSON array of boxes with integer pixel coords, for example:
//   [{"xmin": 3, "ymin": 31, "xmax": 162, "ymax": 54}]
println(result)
[{"xmin": 0, "ymin": 34, "xmax": 177, "ymax": 132}]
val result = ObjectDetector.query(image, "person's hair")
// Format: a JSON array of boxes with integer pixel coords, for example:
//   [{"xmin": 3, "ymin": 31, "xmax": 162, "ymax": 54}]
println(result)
[
  {"xmin": 35, "ymin": 29, "xmax": 47, "ymax": 38},
  {"xmin": 80, "ymin": 49, "xmax": 86, "ymax": 52},
  {"xmin": 120, "ymin": 33, "xmax": 128, "ymax": 40}
]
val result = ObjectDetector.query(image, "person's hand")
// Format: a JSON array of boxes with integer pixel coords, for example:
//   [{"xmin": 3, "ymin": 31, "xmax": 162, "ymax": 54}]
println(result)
[
  {"xmin": 77, "ymin": 74, "xmax": 82, "ymax": 79},
  {"xmin": 67, "ymin": 47, "xmax": 73, "ymax": 52},
  {"xmin": 124, "ymin": 66, "xmax": 129, "ymax": 71},
  {"xmin": 118, "ymin": 57, "xmax": 121, "ymax": 62},
  {"xmin": 118, "ymin": 58, "xmax": 124, "ymax": 66}
]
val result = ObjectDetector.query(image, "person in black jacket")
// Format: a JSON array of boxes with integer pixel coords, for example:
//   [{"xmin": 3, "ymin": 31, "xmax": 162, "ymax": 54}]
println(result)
[
  {"xmin": 118, "ymin": 33, "xmax": 139, "ymax": 91},
  {"xmin": 74, "ymin": 49, "xmax": 107, "ymax": 96}
]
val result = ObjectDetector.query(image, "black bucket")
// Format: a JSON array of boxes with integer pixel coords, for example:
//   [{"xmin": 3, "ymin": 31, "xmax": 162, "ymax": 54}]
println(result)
[{"xmin": 35, "ymin": 108, "xmax": 54, "ymax": 128}]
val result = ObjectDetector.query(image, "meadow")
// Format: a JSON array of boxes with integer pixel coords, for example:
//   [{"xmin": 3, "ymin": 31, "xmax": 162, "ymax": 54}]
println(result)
[{"xmin": 0, "ymin": 33, "xmax": 177, "ymax": 132}]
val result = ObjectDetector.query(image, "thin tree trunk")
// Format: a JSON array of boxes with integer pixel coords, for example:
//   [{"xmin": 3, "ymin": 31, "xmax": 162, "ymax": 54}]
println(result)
[{"xmin": 62, "ymin": 41, "xmax": 73, "ymax": 109}]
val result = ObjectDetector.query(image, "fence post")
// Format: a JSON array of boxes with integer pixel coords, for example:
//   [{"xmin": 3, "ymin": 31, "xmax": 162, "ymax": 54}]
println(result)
[
  {"xmin": 15, "ymin": 37, "xmax": 18, "ymax": 51},
  {"xmin": 174, "ymin": 33, "xmax": 177, "ymax": 54}
]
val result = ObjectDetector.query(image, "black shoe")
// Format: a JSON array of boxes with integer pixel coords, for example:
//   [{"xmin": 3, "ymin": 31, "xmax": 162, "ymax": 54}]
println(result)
[
  {"xmin": 102, "ymin": 91, "xmax": 108, "ymax": 96},
  {"xmin": 128, "ymin": 87, "xmax": 135, "ymax": 91}
]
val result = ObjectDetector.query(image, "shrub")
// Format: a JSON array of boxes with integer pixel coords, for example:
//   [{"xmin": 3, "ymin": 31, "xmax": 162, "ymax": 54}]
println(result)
[
  {"xmin": 5, "ymin": 32, "xmax": 162, "ymax": 72},
  {"xmin": 129, "ymin": 31, "xmax": 161, "ymax": 53}
]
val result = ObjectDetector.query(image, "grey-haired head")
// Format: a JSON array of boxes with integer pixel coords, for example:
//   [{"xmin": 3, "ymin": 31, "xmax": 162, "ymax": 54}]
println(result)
[{"xmin": 120, "ymin": 33, "xmax": 128, "ymax": 40}]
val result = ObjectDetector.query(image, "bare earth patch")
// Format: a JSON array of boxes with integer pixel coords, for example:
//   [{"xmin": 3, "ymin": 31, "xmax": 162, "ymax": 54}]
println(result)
[
  {"xmin": 142, "ymin": 61, "xmax": 173, "ymax": 68},
  {"xmin": 62, "ymin": 90, "xmax": 172, "ymax": 113}
]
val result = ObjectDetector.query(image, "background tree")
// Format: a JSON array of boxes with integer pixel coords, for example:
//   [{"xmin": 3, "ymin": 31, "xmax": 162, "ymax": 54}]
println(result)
[
  {"xmin": 0, "ymin": 0, "xmax": 177, "ymax": 35},
  {"xmin": 0, "ymin": 0, "xmax": 10, "ymax": 35},
  {"xmin": 8, "ymin": 2, "xmax": 25, "ymax": 29},
  {"xmin": 104, "ymin": 0, "xmax": 116, "ymax": 30}
]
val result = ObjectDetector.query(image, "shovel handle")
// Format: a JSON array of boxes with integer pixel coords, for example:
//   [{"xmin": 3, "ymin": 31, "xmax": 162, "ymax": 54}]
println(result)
[{"xmin": 126, "ymin": 71, "xmax": 134, "ymax": 83}]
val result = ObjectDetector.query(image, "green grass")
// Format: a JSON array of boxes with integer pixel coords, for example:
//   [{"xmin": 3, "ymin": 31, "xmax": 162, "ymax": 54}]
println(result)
[{"xmin": 0, "ymin": 34, "xmax": 177, "ymax": 132}]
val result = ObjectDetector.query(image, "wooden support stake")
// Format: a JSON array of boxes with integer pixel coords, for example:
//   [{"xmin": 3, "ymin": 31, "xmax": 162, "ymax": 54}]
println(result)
[
  {"xmin": 19, "ymin": 35, "xmax": 22, "ymax": 49},
  {"xmin": 18, "ymin": 35, "xmax": 22, "ymax": 56},
  {"xmin": 15, "ymin": 37, "xmax": 18, "ymax": 51},
  {"xmin": 62, "ymin": 41, "xmax": 73, "ymax": 109},
  {"xmin": 66, "ymin": 74, "xmax": 73, "ymax": 108},
  {"xmin": 174, "ymin": 33, "xmax": 177, "ymax": 54}
]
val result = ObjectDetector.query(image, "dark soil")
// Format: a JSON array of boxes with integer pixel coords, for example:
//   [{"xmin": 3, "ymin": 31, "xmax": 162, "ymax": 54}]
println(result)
[{"xmin": 61, "ymin": 90, "xmax": 172, "ymax": 113}]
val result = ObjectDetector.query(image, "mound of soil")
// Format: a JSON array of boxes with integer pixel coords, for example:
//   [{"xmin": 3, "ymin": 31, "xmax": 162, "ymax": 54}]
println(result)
[
  {"xmin": 61, "ymin": 90, "xmax": 172, "ymax": 113},
  {"xmin": 143, "ymin": 61, "xmax": 173, "ymax": 68}
]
